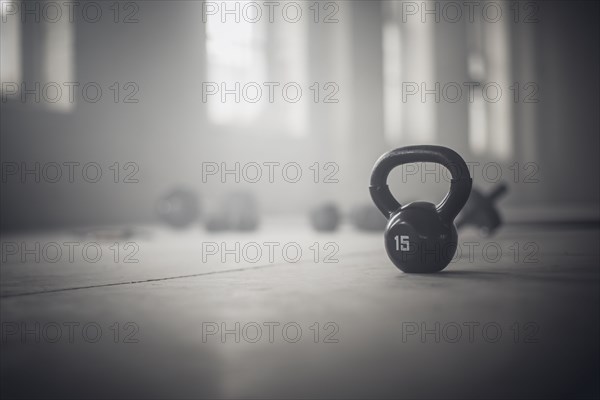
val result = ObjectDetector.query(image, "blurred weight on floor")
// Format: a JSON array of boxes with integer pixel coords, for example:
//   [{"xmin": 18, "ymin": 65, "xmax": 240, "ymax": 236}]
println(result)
[
  {"xmin": 309, "ymin": 203, "xmax": 386, "ymax": 232},
  {"xmin": 309, "ymin": 203, "xmax": 342, "ymax": 231},
  {"xmin": 348, "ymin": 204, "xmax": 388, "ymax": 231},
  {"xmin": 310, "ymin": 182, "xmax": 508, "ymax": 234},
  {"xmin": 205, "ymin": 192, "xmax": 260, "ymax": 232},
  {"xmin": 156, "ymin": 187, "xmax": 201, "ymax": 229},
  {"xmin": 455, "ymin": 182, "xmax": 508, "ymax": 236}
]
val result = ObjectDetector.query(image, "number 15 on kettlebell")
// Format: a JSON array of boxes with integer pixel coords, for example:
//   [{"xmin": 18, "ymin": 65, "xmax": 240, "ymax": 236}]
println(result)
[{"xmin": 369, "ymin": 146, "xmax": 472, "ymax": 273}]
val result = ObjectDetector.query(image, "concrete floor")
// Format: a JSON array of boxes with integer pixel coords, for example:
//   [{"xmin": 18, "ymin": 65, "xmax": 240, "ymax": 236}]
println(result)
[{"xmin": 1, "ymin": 222, "xmax": 599, "ymax": 399}]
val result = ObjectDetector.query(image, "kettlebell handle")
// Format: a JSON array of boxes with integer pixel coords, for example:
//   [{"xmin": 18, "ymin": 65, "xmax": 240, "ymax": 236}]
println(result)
[{"xmin": 369, "ymin": 145, "xmax": 472, "ymax": 224}]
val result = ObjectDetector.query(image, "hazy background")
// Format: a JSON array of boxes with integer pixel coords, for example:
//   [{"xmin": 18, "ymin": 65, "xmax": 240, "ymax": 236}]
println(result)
[{"xmin": 1, "ymin": 0, "xmax": 598, "ymax": 231}]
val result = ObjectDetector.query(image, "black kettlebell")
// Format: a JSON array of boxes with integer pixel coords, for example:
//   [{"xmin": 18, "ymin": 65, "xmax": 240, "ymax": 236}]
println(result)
[{"xmin": 369, "ymin": 145, "xmax": 472, "ymax": 273}]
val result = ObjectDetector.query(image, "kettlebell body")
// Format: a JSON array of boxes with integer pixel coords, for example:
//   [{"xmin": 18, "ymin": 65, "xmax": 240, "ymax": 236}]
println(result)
[
  {"xmin": 370, "ymin": 146, "xmax": 472, "ymax": 273},
  {"xmin": 385, "ymin": 201, "xmax": 458, "ymax": 273}
]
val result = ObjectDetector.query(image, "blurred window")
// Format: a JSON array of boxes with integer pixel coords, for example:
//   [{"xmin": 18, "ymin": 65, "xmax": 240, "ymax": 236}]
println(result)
[
  {"xmin": 467, "ymin": 9, "xmax": 512, "ymax": 159},
  {"xmin": 1, "ymin": 0, "xmax": 22, "ymax": 92},
  {"xmin": 0, "ymin": 0, "xmax": 74, "ymax": 112},
  {"xmin": 205, "ymin": 1, "xmax": 267, "ymax": 125},
  {"xmin": 204, "ymin": 0, "xmax": 308, "ymax": 136},
  {"xmin": 382, "ymin": 1, "xmax": 435, "ymax": 144},
  {"xmin": 42, "ymin": 5, "xmax": 75, "ymax": 112}
]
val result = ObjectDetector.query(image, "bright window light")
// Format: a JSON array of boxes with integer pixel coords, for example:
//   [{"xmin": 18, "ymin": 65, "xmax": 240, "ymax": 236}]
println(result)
[
  {"xmin": 205, "ymin": 1, "xmax": 267, "ymax": 125},
  {"xmin": 204, "ymin": 0, "xmax": 308, "ymax": 136}
]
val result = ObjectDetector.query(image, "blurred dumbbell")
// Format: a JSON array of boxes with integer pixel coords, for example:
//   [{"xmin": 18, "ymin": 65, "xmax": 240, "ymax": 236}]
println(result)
[
  {"xmin": 156, "ymin": 187, "xmax": 200, "ymax": 229},
  {"xmin": 309, "ymin": 203, "xmax": 387, "ymax": 232},
  {"xmin": 455, "ymin": 182, "xmax": 508, "ymax": 236},
  {"xmin": 205, "ymin": 192, "xmax": 260, "ymax": 232}
]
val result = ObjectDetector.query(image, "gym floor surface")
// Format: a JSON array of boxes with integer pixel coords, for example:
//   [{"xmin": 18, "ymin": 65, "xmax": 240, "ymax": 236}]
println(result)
[{"xmin": 1, "ymin": 222, "xmax": 598, "ymax": 398}]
